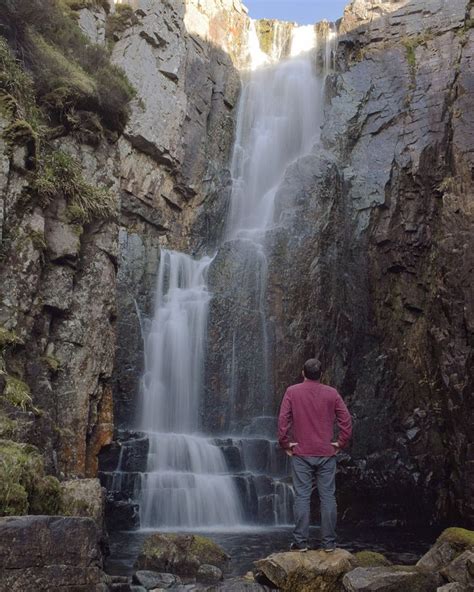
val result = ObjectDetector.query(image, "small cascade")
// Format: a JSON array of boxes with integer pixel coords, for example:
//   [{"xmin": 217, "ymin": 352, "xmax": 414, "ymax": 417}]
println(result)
[{"xmin": 138, "ymin": 250, "xmax": 243, "ymax": 529}]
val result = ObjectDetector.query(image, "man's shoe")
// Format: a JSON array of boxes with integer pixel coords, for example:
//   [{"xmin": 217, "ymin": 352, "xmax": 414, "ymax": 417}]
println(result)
[
  {"xmin": 290, "ymin": 542, "xmax": 308, "ymax": 552},
  {"xmin": 323, "ymin": 547, "xmax": 336, "ymax": 553}
]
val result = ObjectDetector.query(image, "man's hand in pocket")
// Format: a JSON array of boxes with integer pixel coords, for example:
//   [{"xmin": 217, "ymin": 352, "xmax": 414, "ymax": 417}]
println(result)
[
  {"xmin": 331, "ymin": 442, "xmax": 340, "ymax": 454},
  {"xmin": 285, "ymin": 442, "xmax": 298, "ymax": 457}
]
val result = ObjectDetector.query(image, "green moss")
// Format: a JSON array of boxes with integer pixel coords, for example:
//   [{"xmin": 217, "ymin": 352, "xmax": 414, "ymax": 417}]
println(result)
[
  {"xmin": 0, "ymin": 412, "xmax": 19, "ymax": 439},
  {"xmin": 1, "ymin": 0, "xmax": 134, "ymax": 133},
  {"xmin": 0, "ymin": 38, "xmax": 37, "ymax": 121},
  {"xmin": 0, "ymin": 327, "xmax": 22, "ymax": 349},
  {"xmin": 106, "ymin": 4, "xmax": 139, "ymax": 41},
  {"xmin": 3, "ymin": 376, "xmax": 32, "ymax": 411},
  {"xmin": 189, "ymin": 535, "xmax": 228, "ymax": 566},
  {"xmin": 354, "ymin": 551, "xmax": 392, "ymax": 567},
  {"xmin": 42, "ymin": 354, "xmax": 60, "ymax": 373},
  {"xmin": 438, "ymin": 527, "xmax": 474, "ymax": 549},
  {"xmin": 29, "ymin": 475, "xmax": 61, "ymax": 514},
  {"xmin": 0, "ymin": 440, "xmax": 61, "ymax": 516},
  {"xmin": 63, "ymin": 0, "xmax": 110, "ymax": 10},
  {"xmin": 402, "ymin": 30, "xmax": 435, "ymax": 75},
  {"xmin": 3, "ymin": 118, "xmax": 38, "ymax": 152},
  {"xmin": 403, "ymin": 38, "xmax": 417, "ymax": 72},
  {"xmin": 29, "ymin": 230, "xmax": 47, "ymax": 251},
  {"xmin": 30, "ymin": 149, "xmax": 116, "ymax": 222}
]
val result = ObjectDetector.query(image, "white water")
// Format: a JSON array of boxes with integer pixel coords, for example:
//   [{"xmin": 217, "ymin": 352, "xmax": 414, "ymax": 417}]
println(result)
[
  {"xmin": 227, "ymin": 25, "xmax": 325, "ymax": 240},
  {"xmin": 138, "ymin": 250, "xmax": 243, "ymax": 528}
]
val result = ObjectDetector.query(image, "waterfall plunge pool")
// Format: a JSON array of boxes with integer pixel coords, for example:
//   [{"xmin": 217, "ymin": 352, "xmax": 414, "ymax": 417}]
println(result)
[{"xmin": 106, "ymin": 525, "xmax": 438, "ymax": 578}]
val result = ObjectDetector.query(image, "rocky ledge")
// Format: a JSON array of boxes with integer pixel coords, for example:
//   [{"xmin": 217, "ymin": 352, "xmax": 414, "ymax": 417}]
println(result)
[{"xmin": 1, "ymin": 522, "xmax": 472, "ymax": 591}]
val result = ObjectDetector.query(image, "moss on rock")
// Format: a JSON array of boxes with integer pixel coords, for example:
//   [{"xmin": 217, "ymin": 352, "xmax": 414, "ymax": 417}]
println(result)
[
  {"xmin": 438, "ymin": 528, "xmax": 474, "ymax": 550},
  {"xmin": 30, "ymin": 149, "xmax": 116, "ymax": 222},
  {"xmin": 137, "ymin": 533, "xmax": 229, "ymax": 577},
  {"xmin": 0, "ymin": 327, "xmax": 22, "ymax": 349},
  {"xmin": 0, "ymin": 440, "xmax": 61, "ymax": 517},
  {"xmin": 3, "ymin": 376, "xmax": 32, "ymax": 410},
  {"xmin": 354, "ymin": 551, "xmax": 392, "ymax": 567}
]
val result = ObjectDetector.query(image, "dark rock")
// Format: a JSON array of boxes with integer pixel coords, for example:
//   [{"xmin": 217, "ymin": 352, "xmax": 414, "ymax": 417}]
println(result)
[
  {"xmin": 342, "ymin": 566, "xmax": 442, "ymax": 592},
  {"xmin": 0, "ymin": 515, "xmax": 107, "ymax": 591},
  {"xmin": 105, "ymin": 498, "xmax": 140, "ymax": 531},
  {"xmin": 441, "ymin": 551, "xmax": 474, "ymax": 587},
  {"xmin": 196, "ymin": 564, "xmax": 223, "ymax": 584},
  {"xmin": 133, "ymin": 570, "xmax": 181, "ymax": 589}
]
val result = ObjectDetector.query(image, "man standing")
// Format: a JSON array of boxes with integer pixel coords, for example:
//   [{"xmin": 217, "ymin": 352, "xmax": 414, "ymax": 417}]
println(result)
[{"xmin": 278, "ymin": 358, "xmax": 352, "ymax": 552}]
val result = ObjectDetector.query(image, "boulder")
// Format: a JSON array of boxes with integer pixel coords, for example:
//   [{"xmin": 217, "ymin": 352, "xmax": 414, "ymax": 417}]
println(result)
[
  {"xmin": 417, "ymin": 528, "xmax": 474, "ymax": 572},
  {"xmin": 60, "ymin": 478, "xmax": 105, "ymax": 529},
  {"xmin": 0, "ymin": 515, "xmax": 107, "ymax": 591},
  {"xmin": 342, "ymin": 566, "xmax": 442, "ymax": 592},
  {"xmin": 133, "ymin": 570, "xmax": 181, "ymax": 589},
  {"xmin": 437, "ymin": 583, "xmax": 468, "ymax": 591},
  {"xmin": 135, "ymin": 533, "xmax": 229, "ymax": 578},
  {"xmin": 212, "ymin": 579, "xmax": 273, "ymax": 591},
  {"xmin": 255, "ymin": 548, "xmax": 357, "ymax": 592},
  {"xmin": 441, "ymin": 550, "xmax": 474, "ymax": 587},
  {"xmin": 196, "ymin": 563, "xmax": 223, "ymax": 584},
  {"xmin": 353, "ymin": 551, "xmax": 392, "ymax": 567}
]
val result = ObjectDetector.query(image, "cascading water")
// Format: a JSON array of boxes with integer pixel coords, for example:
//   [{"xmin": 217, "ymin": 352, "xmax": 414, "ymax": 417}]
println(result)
[
  {"xmin": 226, "ymin": 23, "xmax": 329, "ymax": 420},
  {"xmin": 105, "ymin": 21, "xmax": 336, "ymax": 532},
  {"xmin": 138, "ymin": 250, "xmax": 243, "ymax": 528}
]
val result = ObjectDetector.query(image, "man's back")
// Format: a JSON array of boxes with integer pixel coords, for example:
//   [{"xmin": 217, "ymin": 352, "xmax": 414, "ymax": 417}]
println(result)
[{"xmin": 278, "ymin": 380, "xmax": 352, "ymax": 457}]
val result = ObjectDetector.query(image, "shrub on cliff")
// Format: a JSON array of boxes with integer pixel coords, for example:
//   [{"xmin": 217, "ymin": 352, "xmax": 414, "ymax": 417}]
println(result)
[{"xmin": 0, "ymin": 0, "xmax": 134, "ymax": 134}]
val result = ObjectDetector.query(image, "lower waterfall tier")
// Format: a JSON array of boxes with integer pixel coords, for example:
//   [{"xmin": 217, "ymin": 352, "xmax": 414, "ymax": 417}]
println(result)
[{"xmin": 99, "ymin": 428, "xmax": 294, "ymax": 530}]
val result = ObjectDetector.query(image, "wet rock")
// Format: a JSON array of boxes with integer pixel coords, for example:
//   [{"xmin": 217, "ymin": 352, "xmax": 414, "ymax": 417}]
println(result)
[
  {"xmin": 417, "ymin": 528, "xmax": 474, "ymax": 571},
  {"xmin": 255, "ymin": 548, "xmax": 356, "ymax": 592},
  {"xmin": 136, "ymin": 533, "xmax": 230, "ymax": 578},
  {"xmin": 0, "ymin": 515, "xmax": 107, "ymax": 591},
  {"xmin": 342, "ymin": 566, "xmax": 442, "ymax": 592},
  {"xmin": 196, "ymin": 563, "xmax": 223, "ymax": 584},
  {"xmin": 441, "ymin": 551, "xmax": 474, "ymax": 587},
  {"xmin": 133, "ymin": 570, "xmax": 181, "ymax": 589}
]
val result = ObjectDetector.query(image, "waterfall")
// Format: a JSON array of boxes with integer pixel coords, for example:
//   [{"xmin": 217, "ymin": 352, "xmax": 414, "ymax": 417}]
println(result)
[
  {"xmin": 225, "ymin": 25, "xmax": 328, "ymax": 421},
  {"xmin": 138, "ymin": 250, "xmax": 243, "ymax": 528},
  {"xmin": 107, "ymin": 21, "xmax": 336, "ymax": 532}
]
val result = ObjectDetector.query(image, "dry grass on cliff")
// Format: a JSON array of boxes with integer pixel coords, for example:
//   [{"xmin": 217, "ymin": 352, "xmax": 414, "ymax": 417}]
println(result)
[{"xmin": 0, "ymin": 0, "xmax": 135, "ymax": 134}]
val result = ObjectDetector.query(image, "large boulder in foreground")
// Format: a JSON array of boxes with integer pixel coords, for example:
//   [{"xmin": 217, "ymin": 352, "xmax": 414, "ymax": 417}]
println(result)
[
  {"xmin": 135, "ymin": 533, "xmax": 230, "ymax": 578},
  {"xmin": 0, "ymin": 515, "xmax": 107, "ymax": 591},
  {"xmin": 254, "ymin": 548, "xmax": 356, "ymax": 592},
  {"xmin": 342, "ymin": 565, "xmax": 441, "ymax": 591}
]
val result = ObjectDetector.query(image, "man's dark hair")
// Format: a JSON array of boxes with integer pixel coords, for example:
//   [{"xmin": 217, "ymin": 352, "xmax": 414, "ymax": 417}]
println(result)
[{"xmin": 303, "ymin": 358, "xmax": 322, "ymax": 380}]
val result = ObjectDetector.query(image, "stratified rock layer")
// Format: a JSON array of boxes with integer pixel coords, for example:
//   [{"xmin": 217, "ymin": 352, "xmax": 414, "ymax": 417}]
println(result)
[{"xmin": 0, "ymin": 515, "xmax": 108, "ymax": 591}]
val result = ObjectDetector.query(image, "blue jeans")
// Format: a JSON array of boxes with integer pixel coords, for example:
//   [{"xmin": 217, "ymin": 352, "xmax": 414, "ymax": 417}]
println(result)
[{"xmin": 292, "ymin": 455, "xmax": 337, "ymax": 549}]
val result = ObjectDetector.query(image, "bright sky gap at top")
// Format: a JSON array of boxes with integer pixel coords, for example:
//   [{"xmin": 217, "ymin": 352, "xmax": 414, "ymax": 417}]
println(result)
[{"xmin": 244, "ymin": 0, "xmax": 349, "ymax": 25}]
